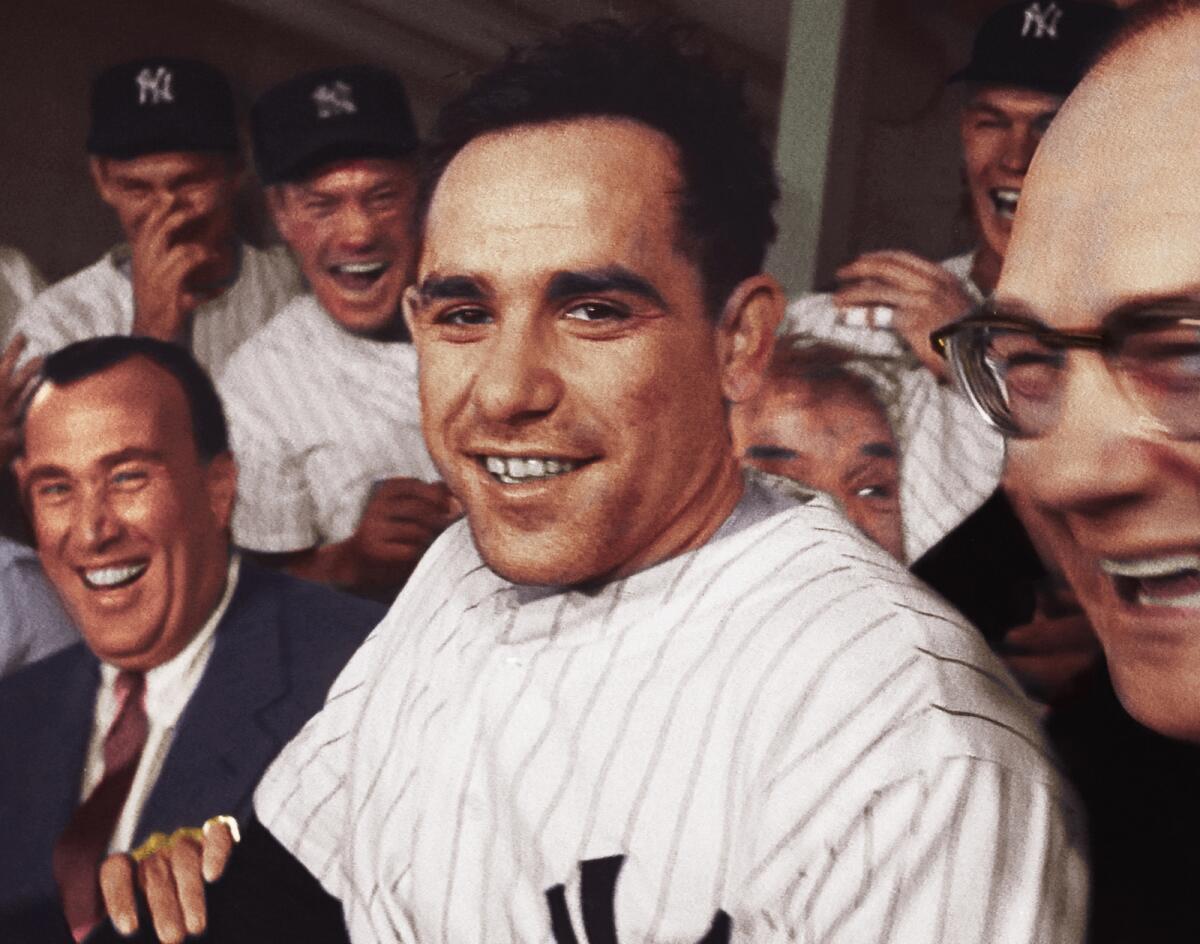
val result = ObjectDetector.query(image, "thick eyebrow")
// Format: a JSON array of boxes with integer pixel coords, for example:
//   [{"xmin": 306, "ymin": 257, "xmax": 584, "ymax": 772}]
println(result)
[
  {"xmin": 861, "ymin": 441, "xmax": 896, "ymax": 459},
  {"xmin": 963, "ymin": 102, "xmax": 1010, "ymax": 121},
  {"xmin": 415, "ymin": 274, "xmax": 488, "ymax": 305},
  {"xmin": 745, "ymin": 444, "xmax": 800, "ymax": 461},
  {"xmin": 546, "ymin": 267, "xmax": 666, "ymax": 307},
  {"xmin": 989, "ymin": 290, "xmax": 1200, "ymax": 330}
]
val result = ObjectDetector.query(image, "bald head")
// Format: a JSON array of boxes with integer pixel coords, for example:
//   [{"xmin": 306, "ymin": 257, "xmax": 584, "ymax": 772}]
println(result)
[{"xmin": 997, "ymin": 9, "xmax": 1200, "ymax": 742}]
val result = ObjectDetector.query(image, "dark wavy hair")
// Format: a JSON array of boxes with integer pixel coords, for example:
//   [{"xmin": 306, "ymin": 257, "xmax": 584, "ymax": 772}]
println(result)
[
  {"xmin": 420, "ymin": 19, "xmax": 780, "ymax": 316},
  {"xmin": 25, "ymin": 335, "xmax": 229, "ymax": 462}
]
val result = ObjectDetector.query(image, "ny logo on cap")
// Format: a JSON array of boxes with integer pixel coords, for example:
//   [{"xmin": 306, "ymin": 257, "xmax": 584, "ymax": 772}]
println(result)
[
  {"xmin": 313, "ymin": 81, "xmax": 357, "ymax": 120},
  {"xmin": 136, "ymin": 66, "xmax": 175, "ymax": 106},
  {"xmin": 1022, "ymin": 2, "xmax": 1063, "ymax": 39}
]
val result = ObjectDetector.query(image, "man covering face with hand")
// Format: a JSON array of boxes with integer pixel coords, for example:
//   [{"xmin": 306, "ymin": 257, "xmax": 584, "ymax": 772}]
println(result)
[{"xmin": 8, "ymin": 59, "xmax": 301, "ymax": 375}]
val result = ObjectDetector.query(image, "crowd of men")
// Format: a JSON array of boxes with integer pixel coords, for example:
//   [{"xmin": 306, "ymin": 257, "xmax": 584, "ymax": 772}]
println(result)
[{"xmin": 1, "ymin": 0, "xmax": 1199, "ymax": 941}]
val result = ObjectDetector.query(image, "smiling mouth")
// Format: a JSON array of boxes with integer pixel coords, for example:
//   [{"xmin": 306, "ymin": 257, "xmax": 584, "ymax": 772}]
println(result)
[
  {"xmin": 81, "ymin": 561, "xmax": 149, "ymax": 591},
  {"xmin": 327, "ymin": 260, "xmax": 390, "ymax": 292},
  {"xmin": 479, "ymin": 455, "xmax": 584, "ymax": 485},
  {"xmin": 1102, "ymin": 554, "xmax": 1200, "ymax": 608},
  {"xmin": 989, "ymin": 188, "xmax": 1020, "ymax": 220}
]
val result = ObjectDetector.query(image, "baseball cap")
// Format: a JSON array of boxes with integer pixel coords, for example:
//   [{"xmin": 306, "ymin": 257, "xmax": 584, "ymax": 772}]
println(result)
[
  {"xmin": 252, "ymin": 65, "xmax": 419, "ymax": 185},
  {"xmin": 87, "ymin": 58, "xmax": 237, "ymax": 158},
  {"xmin": 949, "ymin": 1, "xmax": 1124, "ymax": 96}
]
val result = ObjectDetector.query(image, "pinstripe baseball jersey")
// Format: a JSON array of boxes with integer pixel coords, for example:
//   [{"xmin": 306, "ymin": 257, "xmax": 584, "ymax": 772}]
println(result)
[
  {"xmin": 221, "ymin": 294, "xmax": 438, "ymax": 553},
  {"xmin": 8, "ymin": 243, "xmax": 302, "ymax": 377},
  {"xmin": 255, "ymin": 474, "xmax": 1085, "ymax": 944},
  {"xmin": 0, "ymin": 246, "xmax": 45, "ymax": 344},
  {"xmin": 780, "ymin": 253, "xmax": 1004, "ymax": 563}
]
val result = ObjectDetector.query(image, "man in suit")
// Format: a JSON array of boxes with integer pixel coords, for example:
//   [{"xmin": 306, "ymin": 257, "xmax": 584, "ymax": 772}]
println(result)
[{"xmin": 0, "ymin": 336, "xmax": 383, "ymax": 941}]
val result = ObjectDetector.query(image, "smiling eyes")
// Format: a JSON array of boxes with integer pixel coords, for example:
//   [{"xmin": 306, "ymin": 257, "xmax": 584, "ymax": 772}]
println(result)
[{"xmin": 32, "ymin": 467, "xmax": 151, "ymax": 505}]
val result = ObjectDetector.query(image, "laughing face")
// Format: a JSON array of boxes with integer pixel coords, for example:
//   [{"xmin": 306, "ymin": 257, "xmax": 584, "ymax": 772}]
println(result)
[
  {"xmin": 998, "ymin": 22, "xmax": 1200, "ymax": 740},
  {"xmin": 732, "ymin": 369, "xmax": 903, "ymax": 560},
  {"xmin": 16, "ymin": 358, "xmax": 235, "ymax": 671},
  {"xmin": 960, "ymin": 85, "xmax": 1063, "ymax": 280},
  {"xmin": 405, "ymin": 118, "xmax": 777, "ymax": 586},
  {"xmin": 270, "ymin": 157, "xmax": 418, "ymax": 337}
]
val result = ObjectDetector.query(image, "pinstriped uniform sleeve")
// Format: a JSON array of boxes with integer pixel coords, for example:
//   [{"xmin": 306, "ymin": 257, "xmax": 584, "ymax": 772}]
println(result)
[
  {"xmin": 757, "ymin": 756, "xmax": 1086, "ymax": 943},
  {"xmin": 252, "ymin": 624, "xmax": 385, "ymax": 901}
]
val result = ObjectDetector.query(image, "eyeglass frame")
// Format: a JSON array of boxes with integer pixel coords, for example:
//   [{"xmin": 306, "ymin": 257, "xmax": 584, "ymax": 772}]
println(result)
[{"xmin": 929, "ymin": 298, "xmax": 1200, "ymax": 440}]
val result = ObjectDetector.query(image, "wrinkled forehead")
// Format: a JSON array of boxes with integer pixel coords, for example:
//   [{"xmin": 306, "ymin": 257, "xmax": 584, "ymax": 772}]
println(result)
[{"xmin": 998, "ymin": 25, "xmax": 1200, "ymax": 325}]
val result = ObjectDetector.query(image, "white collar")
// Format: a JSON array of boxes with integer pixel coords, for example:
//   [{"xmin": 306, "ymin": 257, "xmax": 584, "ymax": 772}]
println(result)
[{"xmin": 98, "ymin": 554, "xmax": 241, "ymax": 720}]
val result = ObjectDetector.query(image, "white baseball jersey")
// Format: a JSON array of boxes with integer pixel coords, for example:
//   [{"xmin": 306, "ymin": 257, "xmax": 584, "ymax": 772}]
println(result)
[
  {"xmin": 0, "ymin": 246, "xmax": 46, "ymax": 344},
  {"xmin": 256, "ymin": 474, "xmax": 1085, "ymax": 944},
  {"xmin": 221, "ymin": 294, "xmax": 438, "ymax": 553},
  {"xmin": 8, "ymin": 243, "xmax": 302, "ymax": 378},
  {"xmin": 780, "ymin": 253, "xmax": 1004, "ymax": 563},
  {"xmin": 0, "ymin": 536, "xmax": 77, "ymax": 679}
]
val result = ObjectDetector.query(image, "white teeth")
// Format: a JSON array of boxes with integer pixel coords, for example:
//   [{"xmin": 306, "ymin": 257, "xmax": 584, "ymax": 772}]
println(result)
[
  {"xmin": 991, "ymin": 188, "xmax": 1020, "ymax": 218},
  {"xmin": 1140, "ymin": 588, "xmax": 1200, "ymax": 609},
  {"xmin": 83, "ymin": 563, "xmax": 147, "ymax": 589},
  {"xmin": 333, "ymin": 262, "xmax": 387, "ymax": 275},
  {"xmin": 483, "ymin": 456, "xmax": 577, "ymax": 483},
  {"xmin": 1101, "ymin": 554, "xmax": 1200, "ymax": 579}
]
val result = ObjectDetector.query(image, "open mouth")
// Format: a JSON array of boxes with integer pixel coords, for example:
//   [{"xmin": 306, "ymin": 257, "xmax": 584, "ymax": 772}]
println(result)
[
  {"xmin": 989, "ymin": 188, "xmax": 1020, "ymax": 220},
  {"xmin": 479, "ymin": 455, "xmax": 585, "ymax": 485},
  {"xmin": 327, "ymin": 260, "xmax": 390, "ymax": 292},
  {"xmin": 81, "ymin": 561, "xmax": 149, "ymax": 592},
  {"xmin": 1102, "ymin": 554, "xmax": 1200, "ymax": 608}
]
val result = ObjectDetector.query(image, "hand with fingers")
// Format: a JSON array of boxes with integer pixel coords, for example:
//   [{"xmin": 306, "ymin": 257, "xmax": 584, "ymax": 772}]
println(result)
[
  {"xmin": 336, "ymin": 477, "xmax": 461, "ymax": 592},
  {"xmin": 129, "ymin": 197, "xmax": 224, "ymax": 344},
  {"xmin": 833, "ymin": 250, "xmax": 976, "ymax": 381},
  {"xmin": 0, "ymin": 334, "xmax": 44, "ymax": 468},
  {"xmin": 999, "ymin": 585, "xmax": 1104, "ymax": 709},
  {"xmin": 99, "ymin": 817, "xmax": 238, "ymax": 943}
]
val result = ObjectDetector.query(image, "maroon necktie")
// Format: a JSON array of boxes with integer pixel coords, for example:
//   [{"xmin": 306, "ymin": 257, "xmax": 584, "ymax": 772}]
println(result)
[{"xmin": 53, "ymin": 669, "xmax": 148, "ymax": 941}]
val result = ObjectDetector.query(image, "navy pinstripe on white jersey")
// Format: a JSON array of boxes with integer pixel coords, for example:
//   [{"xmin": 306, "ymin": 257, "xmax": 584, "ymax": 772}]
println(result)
[
  {"xmin": 10, "ymin": 243, "xmax": 302, "ymax": 378},
  {"xmin": 255, "ymin": 474, "xmax": 1084, "ymax": 943},
  {"xmin": 220, "ymin": 294, "xmax": 439, "ymax": 552},
  {"xmin": 780, "ymin": 253, "xmax": 1004, "ymax": 562}
]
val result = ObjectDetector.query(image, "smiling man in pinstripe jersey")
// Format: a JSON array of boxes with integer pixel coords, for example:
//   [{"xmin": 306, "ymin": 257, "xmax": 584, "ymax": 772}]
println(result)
[{"xmin": 97, "ymin": 20, "xmax": 1085, "ymax": 944}]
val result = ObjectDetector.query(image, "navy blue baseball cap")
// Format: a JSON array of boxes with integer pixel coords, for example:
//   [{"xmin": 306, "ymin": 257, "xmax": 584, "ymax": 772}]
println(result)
[
  {"xmin": 252, "ymin": 65, "xmax": 419, "ymax": 185},
  {"xmin": 949, "ymin": 1, "xmax": 1124, "ymax": 96},
  {"xmin": 87, "ymin": 58, "xmax": 237, "ymax": 158}
]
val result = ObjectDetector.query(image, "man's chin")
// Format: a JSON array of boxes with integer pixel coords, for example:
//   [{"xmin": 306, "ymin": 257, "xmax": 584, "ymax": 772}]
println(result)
[
  {"xmin": 1110, "ymin": 661, "xmax": 1200, "ymax": 743},
  {"xmin": 472, "ymin": 525, "xmax": 609, "ymax": 589}
]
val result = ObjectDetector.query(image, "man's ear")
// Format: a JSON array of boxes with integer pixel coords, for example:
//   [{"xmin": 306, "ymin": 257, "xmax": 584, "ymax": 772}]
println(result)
[
  {"xmin": 715, "ymin": 274, "xmax": 784, "ymax": 404},
  {"xmin": 11, "ymin": 456, "xmax": 29, "ymax": 513},
  {"xmin": 89, "ymin": 157, "xmax": 117, "ymax": 209},
  {"xmin": 265, "ymin": 185, "xmax": 295, "ymax": 244},
  {"xmin": 204, "ymin": 453, "xmax": 238, "ymax": 530},
  {"xmin": 401, "ymin": 284, "xmax": 421, "ymax": 341}
]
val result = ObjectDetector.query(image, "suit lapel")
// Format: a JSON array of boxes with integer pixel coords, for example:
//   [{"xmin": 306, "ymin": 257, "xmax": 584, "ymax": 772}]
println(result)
[
  {"xmin": 135, "ymin": 564, "xmax": 290, "ymax": 841},
  {"xmin": 39, "ymin": 649, "xmax": 100, "ymax": 831}
]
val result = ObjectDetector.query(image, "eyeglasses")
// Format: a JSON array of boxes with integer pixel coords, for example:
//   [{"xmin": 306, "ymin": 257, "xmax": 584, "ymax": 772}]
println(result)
[{"xmin": 931, "ymin": 302, "xmax": 1200, "ymax": 440}]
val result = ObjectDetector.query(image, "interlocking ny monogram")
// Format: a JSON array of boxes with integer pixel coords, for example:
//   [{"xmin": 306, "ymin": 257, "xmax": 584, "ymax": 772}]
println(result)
[
  {"xmin": 1022, "ymin": 2, "xmax": 1064, "ymax": 39},
  {"xmin": 545, "ymin": 856, "xmax": 731, "ymax": 944},
  {"xmin": 313, "ymin": 80, "xmax": 357, "ymax": 119},
  {"xmin": 136, "ymin": 67, "xmax": 174, "ymax": 106}
]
